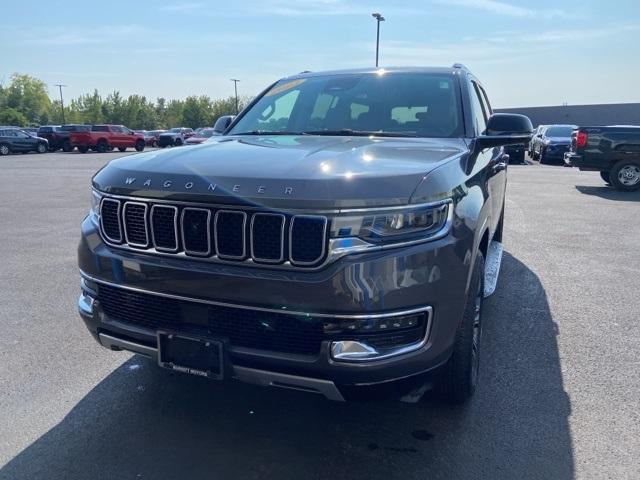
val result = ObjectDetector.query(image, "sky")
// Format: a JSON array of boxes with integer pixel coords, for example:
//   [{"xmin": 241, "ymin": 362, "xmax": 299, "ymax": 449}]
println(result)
[{"xmin": 2, "ymin": 0, "xmax": 639, "ymax": 108}]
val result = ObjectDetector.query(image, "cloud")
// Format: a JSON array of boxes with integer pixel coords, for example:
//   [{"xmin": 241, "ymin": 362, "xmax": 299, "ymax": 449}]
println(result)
[{"xmin": 436, "ymin": 0, "xmax": 567, "ymax": 18}]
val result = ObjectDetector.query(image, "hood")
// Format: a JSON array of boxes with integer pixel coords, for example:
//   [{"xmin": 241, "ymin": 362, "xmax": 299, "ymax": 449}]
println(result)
[
  {"xmin": 93, "ymin": 135, "xmax": 467, "ymax": 209},
  {"xmin": 185, "ymin": 136, "xmax": 207, "ymax": 144}
]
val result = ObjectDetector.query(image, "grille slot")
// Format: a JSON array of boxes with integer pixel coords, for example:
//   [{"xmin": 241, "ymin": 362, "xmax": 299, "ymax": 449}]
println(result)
[
  {"xmin": 251, "ymin": 213, "xmax": 285, "ymax": 263},
  {"xmin": 181, "ymin": 208, "xmax": 211, "ymax": 256},
  {"xmin": 100, "ymin": 199, "xmax": 122, "ymax": 243},
  {"xmin": 123, "ymin": 202, "xmax": 148, "ymax": 247},
  {"xmin": 214, "ymin": 210, "xmax": 246, "ymax": 259},
  {"xmin": 290, "ymin": 216, "xmax": 327, "ymax": 265},
  {"xmin": 151, "ymin": 205, "xmax": 178, "ymax": 251}
]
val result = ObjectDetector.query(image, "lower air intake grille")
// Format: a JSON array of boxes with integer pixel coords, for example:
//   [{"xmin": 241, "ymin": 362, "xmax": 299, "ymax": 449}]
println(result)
[{"xmin": 97, "ymin": 284, "xmax": 324, "ymax": 355}]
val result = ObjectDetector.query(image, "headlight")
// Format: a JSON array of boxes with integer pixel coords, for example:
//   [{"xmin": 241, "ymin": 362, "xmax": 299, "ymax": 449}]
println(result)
[
  {"xmin": 329, "ymin": 202, "xmax": 451, "ymax": 245},
  {"xmin": 90, "ymin": 189, "xmax": 103, "ymax": 217}
]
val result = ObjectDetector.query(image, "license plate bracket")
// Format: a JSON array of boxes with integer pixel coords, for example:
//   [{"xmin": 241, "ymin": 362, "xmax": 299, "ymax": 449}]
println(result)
[{"xmin": 157, "ymin": 331, "xmax": 225, "ymax": 380}]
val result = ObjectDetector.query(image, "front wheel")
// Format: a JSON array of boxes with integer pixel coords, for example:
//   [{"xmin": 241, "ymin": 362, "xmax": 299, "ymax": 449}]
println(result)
[
  {"xmin": 135, "ymin": 139, "xmax": 145, "ymax": 152},
  {"xmin": 174, "ymin": 138, "xmax": 183, "ymax": 146},
  {"xmin": 610, "ymin": 160, "xmax": 640, "ymax": 191},
  {"xmin": 438, "ymin": 251, "xmax": 485, "ymax": 404},
  {"xmin": 96, "ymin": 140, "xmax": 108, "ymax": 153},
  {"xmin": 36, "ymin": 143, "xmax": 47, "ymax": 154},
  {"xmin": 0, "ymin": 143, "xmax": 10, "ymax": 156}
]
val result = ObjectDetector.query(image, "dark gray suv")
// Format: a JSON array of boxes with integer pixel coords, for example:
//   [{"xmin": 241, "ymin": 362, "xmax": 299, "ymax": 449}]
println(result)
[
  {"xmin": 78, "ymin": 65, "xmax": 532, "ymax": 404},
  {"xmin": 0, "ymin": 128, "xmax": 48, "ymax": 155}
]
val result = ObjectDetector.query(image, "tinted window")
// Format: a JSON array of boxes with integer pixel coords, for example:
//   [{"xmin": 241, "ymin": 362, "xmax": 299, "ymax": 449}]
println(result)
[
  {"xmin": 229, "ymin": 73, "xmax": 463, "ymax": 138},
  {"xmin": 4, "ymin": 130, "xmax": 18, "ymax": 137},
  {"xmin": 469, "ymin": 81, "xmax": 488, "ymax": 135},
  {"xmin": 92, "ymin": 125, "xmax": 109, "ymax": 132},
  {"xmin": 545, "ymin": 126, "xmax": 575, "ymax": 137}
]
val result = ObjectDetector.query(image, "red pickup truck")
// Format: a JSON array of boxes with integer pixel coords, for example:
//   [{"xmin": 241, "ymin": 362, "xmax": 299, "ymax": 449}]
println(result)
[{"xmin": 70, "ymin": 125, "xmax": 146, "ymax": 153}]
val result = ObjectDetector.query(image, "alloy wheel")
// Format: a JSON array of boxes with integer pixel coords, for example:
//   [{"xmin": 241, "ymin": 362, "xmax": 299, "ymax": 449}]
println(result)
[{"xmin": 618, "ymin": 165, "xmax": 640, "ymax": 186}]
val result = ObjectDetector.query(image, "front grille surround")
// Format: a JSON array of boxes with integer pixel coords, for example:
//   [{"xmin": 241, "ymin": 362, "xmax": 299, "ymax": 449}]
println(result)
[
  {"xmin": 97, "ymin": 194, "xmax": 330, "ymax": 269},
  {"xmin": 150, "ymin": 205, "xmax": 179, "ymax": 252},
  {"xmin": 214, "ymin": 210, "xmax": 247, "ymax": 260},
  {"xmin": 99, "ymin": 198, "xmax": 122, "ymax": 243},
  {"xmin": 180, "ymin": 207, "xmax": 211, "ymax": 256},
  {"xmin": 122, "ymin": 201, "xmax": 149, "ymax": 248},
  {"xmin": 250, "ymin": 213, "xmax": 286, "ymax": 263}
]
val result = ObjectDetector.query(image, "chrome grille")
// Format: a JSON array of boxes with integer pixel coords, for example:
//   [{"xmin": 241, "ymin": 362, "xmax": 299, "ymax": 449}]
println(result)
[
  {"xmin": 100, "ymin": 196, "xmax": 329, "ymax": 268},
  {"xmin": 123, "ymin": 202, "xmax": 148, "ymax": 247},
  {"xmin": 100, "ymin": 199, "xmax": 122, "ymax": 243}
]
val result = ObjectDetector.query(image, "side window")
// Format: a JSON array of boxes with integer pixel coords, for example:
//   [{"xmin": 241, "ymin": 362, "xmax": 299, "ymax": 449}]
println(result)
[
  {"xmin": 478, "ymin": 86, "xmax": 493, "ymax": 116},
  {"xmin": 469, "ymin": 81, "xmax": 488, "ymax": 135},
  {"xmin": 111, "ymin": 126, "xmax": 124, "ymax": 133},
  {"xmin": 4, "ymin": 130, "xmax": 18, "ymax": 137},
  {"xmin": 92, "ymin": 125, "xmax": 108, "ymax": 132}
]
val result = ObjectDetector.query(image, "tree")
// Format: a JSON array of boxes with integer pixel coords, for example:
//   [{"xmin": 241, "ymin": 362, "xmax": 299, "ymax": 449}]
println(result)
[
  {"xmin": 0, "ymin": 107, "xmax": 28, "ymax": 126},
  {"xmin": 3, "ymin": 74, "xmax": 51, "ymax": 125}
]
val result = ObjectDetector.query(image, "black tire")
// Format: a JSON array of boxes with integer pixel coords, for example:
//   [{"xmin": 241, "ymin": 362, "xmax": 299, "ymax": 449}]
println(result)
[
  {"xmin": 151, "ymin": 140, "xmax": 158, "ymax": 148},
  {"xmin": 36, "ymin": 143, "xmax": 47, "ymax": 154},
  {"xmin": 539, "ymin": 147, "xmax": 546, "ymax": 164},
  {"xmin": 78, "ymin": 146, "xmax": 89, "ymax": 153},
  {"xmin": 600, "ymin": 171, "xmax": 611, "ymax": 185},
  {"xmin": 118, "ymin": 147, "xmax": 127, "ymax": 152},
  {"xmin": 0, "ymin": 143, "xmax": 10, "ymax": 156},
  {"xmin": 62, "ymin": 140, "xmax": 73, "ymax": 152},
  {"xmin": 174, "ymin": 138, "xmax": 183, "ymax": 146},
  {"xmin": 135, "ymin": 139, "xmax": 145, "ymax": 152},
  {"xmin": 439, "ymin": 251, "xmax": 485, "ymax": 404},
  {"xmin": 96, "ymin": 140, "xmax": 108, "ymax": 153},
  {"xmin": 609, "ymin": 160, "xmax": 640, "ymax": 191}
]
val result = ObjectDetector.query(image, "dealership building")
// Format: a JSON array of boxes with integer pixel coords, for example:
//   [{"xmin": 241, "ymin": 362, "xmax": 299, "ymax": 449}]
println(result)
[{"xmin": 496, "ymin": 102, "xmax": 640, "ymax": 127}]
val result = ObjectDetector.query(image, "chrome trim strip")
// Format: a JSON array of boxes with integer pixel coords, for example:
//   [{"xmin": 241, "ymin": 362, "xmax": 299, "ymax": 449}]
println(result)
[
  {"xmin": 250, "ymin": 213, "xmax": 285, "ymax": 263},
  {"xmin": 150, "ymin": 204, "xmax": 179, "ymax": 253},
  {"xmin": 214, "ymin": 210, "xmax": 247, "ymax": 260},
  {"xmin": 289, "ymin": 215, "xmax": 328, "ymax": 266},
  {"xmin": 92, "ymin": 187, "xmax": 450, "ymax": 215},
  {"xmin": 122, "ymin": 201, "xmax": 149, "ymax": 248},
  {"xmin": 180, "ymin": 207, "xmax": 211, "ymax": 256},
  {"xmin": 99, "ymin": 332, "xmax": 158, "ymax": 358},
  {"xmin": 97, "ymin": 332, "xmax": 345, "ymax": 401},
  {"xmin": 80, "ymin": 270, "xmax": 431, "ymax": 320},
  {"xmin": 99, "ymin": 198, "xmax": 122, "ymax": 243}
]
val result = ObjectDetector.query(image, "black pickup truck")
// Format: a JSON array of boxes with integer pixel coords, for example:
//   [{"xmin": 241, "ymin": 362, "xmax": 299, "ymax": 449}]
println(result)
[
  {"xmin": 78, "ymin": 65, "xmax": 532, "ymax": 404},
  {"xmin": 565, "ymin": 126, "xmax": 640, "ymax": 191}
]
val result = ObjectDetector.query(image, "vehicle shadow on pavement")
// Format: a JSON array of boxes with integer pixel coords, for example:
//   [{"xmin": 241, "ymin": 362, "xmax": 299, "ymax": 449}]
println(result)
[
  {"xmin": 575, "ymin": 185, "xmax": 640, "ymax": 202},
  {"xmin": 1, "ymin": 253, "xmax": 574, "ymax": 480}
]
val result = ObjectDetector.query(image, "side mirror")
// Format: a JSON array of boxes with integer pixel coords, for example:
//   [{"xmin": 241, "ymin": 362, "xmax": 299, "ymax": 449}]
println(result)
[
  {"xmin": 476, "ymin": 113, "xmax": 533, "ymax": 150},
  {"xmin": 213, "ymin": 115, "xmax": 235, "ymax": 134}
]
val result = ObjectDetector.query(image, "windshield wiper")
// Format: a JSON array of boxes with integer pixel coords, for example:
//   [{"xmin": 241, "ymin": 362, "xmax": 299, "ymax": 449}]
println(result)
[
  {"xmin": 302, "ymin": 129, "xmax": 417, "ymax": 137},
  {"xmin": 232, "ymin": 130, "xmax": 307, "ymax": 136}
]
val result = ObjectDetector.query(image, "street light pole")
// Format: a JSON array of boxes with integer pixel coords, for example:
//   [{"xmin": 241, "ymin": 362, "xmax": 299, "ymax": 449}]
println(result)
[
  {"xmin": 230, "ymin": 79, "xmax": 240, "ymax": 114},
  {"xmin": 371, "ymin": 13, "xmax": 385, "ymax": 67},
  {"xmin": 54, "ymin": 84, "xmax": 67, "ymax": 125}
]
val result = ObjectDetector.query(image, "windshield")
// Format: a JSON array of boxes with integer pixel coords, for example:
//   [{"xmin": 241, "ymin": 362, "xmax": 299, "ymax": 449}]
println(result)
[
  {"xmin": 228, "ymin": 72, "xmax": 463, "ymax": 138},
  {"xmin": 170, "ymin": 128, "xmax": 182, "ymax": 133},
  {"xmin": 546, "ymin": 126, "xmax": 575, "ymax": 137},
  {"xmin": 198, "ymin": 129, "xmax": 216, "ymax": 138}
]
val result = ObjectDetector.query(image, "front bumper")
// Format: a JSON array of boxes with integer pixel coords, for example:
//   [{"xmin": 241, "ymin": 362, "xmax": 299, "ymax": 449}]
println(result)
[{"xmin": 78, "ymin": 212, "xmax": 472, "ymax": 400}]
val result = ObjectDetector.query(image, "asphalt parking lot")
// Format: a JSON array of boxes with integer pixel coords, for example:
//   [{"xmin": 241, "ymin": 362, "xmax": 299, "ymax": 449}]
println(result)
[{"xmin": 1, "ymin": 151, "xmax": 639, "ymax": 479}]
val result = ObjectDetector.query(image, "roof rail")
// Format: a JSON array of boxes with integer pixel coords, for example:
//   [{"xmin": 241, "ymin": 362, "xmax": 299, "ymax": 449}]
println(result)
[{"xmin": 452, "ymin": 63, "xmax": 468, "ymax": 70}]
